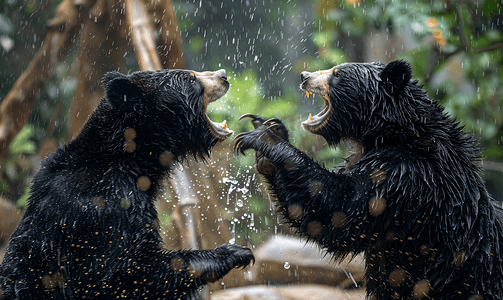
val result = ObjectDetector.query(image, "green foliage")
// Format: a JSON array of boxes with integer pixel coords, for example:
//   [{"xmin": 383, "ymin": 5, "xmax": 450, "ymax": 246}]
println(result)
[
  {"xmin": 8, "ymin": 124, "xmax": 36, "ymax": 156},
  {"xmin": 209, "ymin": 69, "xmax": 299, "ymax": 132},
  {"xmin": 16, "ymin": 185, "xmax": 31, "ymax": 210},
  {"xmin": 158, "ymin": 212, "xmax": 172, "ymax": 228},
  {"xmin": 4, "ymin": 125, "xmax": 36, "ymax": 178},
  {"xmin": 209, "ymin": 68, "xmax": 305, "ymax": 157},
  {"xmin": 1, "ymin": 124, "xmax": 35, "ymax": 207}
]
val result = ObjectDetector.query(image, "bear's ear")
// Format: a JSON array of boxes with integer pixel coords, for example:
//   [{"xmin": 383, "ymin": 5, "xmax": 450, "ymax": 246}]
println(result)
[
  {"xmin": 102, "ymin": 71, "xmax": 141, "ymax": 110},
  {"xmin": 379, "ymin": 60, "xmax": 412, "ymax": 92}
]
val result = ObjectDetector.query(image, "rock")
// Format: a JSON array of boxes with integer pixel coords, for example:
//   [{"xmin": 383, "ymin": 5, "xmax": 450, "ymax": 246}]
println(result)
[
  {"xmin": 210, "ymin": 284, "xmax": 366, "ymax": 300},
  {"xmin": 248, "ymin": 235, "xmax": 364, "ymax": 288}
]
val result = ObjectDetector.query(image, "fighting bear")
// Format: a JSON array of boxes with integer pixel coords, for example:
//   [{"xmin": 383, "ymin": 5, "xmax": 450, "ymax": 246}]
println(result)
[
  {"xmin": 0, "ymin": 69, "xmax": 254, "ymax": 300},
  {"xmin": 235, "ymin": 60, "xmax": 503, "ymax": 300}
]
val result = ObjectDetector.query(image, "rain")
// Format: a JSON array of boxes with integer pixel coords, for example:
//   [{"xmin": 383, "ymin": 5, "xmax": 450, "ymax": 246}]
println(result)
[{"xmin": 0, "ymin": 0, "xmax": 503, "ymax": 299}]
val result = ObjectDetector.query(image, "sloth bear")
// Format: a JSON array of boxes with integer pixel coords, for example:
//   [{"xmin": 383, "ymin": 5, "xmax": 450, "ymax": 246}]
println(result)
[
  {"xmin": 0, "ymin": 69, "xmax": 253, "ymax": 300},
  {"xmin": 235, "ymin": 60, "xmax": 503, "ymax": 300}
]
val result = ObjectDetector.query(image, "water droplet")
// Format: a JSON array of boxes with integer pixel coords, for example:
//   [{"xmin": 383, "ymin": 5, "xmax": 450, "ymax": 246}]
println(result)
[{"xmin": 283, "ymin": 261, "xmax": 290, "ymax": 269}]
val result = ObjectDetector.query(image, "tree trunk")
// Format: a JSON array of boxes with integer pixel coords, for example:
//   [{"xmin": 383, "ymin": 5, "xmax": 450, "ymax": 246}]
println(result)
[
  {"xmin": 69, "ymin": 0, "xmax": 129, "ymax": 138},
  {"xmin": 0, "ymin": 0, "xmax": 96, "ymax": 162}
]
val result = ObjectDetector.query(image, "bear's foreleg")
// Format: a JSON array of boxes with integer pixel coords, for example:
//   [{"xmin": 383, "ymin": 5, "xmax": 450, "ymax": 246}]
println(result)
[
  {"xmin": 235, "ymin": 122, "xmax": 380, "ymax": 257},
  {"xmin": 105, "ymin": 243, "xmax": 253, "ymax": 299}
]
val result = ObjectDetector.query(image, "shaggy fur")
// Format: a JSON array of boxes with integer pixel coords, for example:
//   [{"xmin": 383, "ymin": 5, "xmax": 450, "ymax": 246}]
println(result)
[
  {"xmin": 0, "ymin": 69, "xmax": 253, "ymax": 300},
  {"xmin": 235, "ymin": 60, "xmax": 503, "ymax": 299}
]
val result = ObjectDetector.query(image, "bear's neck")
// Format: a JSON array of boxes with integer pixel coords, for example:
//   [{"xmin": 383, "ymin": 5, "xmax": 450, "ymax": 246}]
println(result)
[
  {"xmin": 361, "ymin": 109, "xmax": 480, "ymax": 169},
  {"xmin": 62, "ymin": 101, "xmax": 184, "ymax": 194}
]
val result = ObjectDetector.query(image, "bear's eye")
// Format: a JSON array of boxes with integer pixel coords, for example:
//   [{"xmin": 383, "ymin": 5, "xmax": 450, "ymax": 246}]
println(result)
[
  {"xmin": 189, "ymin": 75, "xmax": 196, "ymax": 84},
  {"xmin": 333, "ymin": 72, "xmax": 340, "ymax": 79}
]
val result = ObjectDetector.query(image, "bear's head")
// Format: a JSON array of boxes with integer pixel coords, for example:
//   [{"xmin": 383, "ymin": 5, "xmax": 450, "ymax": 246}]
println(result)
[
  {"xmin": 300, "ymin": 60, "xmax": 428, "ymax": 148},
  {"xmin": 100, "ymin": 69, "xmax": 232, "ymax": 159}
]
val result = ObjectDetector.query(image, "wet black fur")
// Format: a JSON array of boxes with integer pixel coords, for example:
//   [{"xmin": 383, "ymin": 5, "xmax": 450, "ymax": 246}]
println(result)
[
  {"xmin": 0, "ymin": 69, "xmax": 253, "ymax": 300},
  {"xmin": 235, "ymin": 61, "xmax": 503, "ymax": 299}
]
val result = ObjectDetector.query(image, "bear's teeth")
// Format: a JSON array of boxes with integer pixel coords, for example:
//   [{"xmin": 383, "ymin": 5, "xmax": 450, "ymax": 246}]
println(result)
[
  {"xmin": 216, "ymin": 120, "xmax": 232, "ymax": 133},
  {"xmin": 308, "ymin": 113, "xmax": 314, "ymax": 120},
  {"xmin": 220, "ymin": 121, "xmax": 228, "ymax": 130}
]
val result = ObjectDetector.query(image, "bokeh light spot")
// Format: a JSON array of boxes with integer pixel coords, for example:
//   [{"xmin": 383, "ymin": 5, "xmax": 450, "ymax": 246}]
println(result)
[
  {"xmin": 123, "ymin": 128, "xmax": 137, "ymax": 141},
  {"xmin": 42, "ymin": 273, "xmax": 65, "ymax": 290},
  {"xmin": 369, "ymin": 196, "xmax": 386, "ymax": 216},
  {"xmin": 288, "ymin": 204, "xmax": 303, "ymax": 221},
  {"xmin": 413, "ymin": 279, "xmax": 431, "ymax": 299},
  {"xmin": 137, "ymin": 176, "xmax": 152, "ymax": 191},
  {"xmin": 170, "ymin": 257, "xmax": 185, "ymax": 273},
  {"xmin": 120, "ymin": 198, "xmax": 131, "ymax": 209},
  {"xmin": 370, "ymin": 169, "xmax": 386, "ymax": 184},
  {"xmin": 425, "ymin": 17, "xmax": 438, "ymax": 28},
  {"xmin": 309, "ymin": 181, "xmax": 323, "ymax": 197},
  {"xmin": 454, "ymin": 251, "xmax": 466, "ymax": 267},
  {"xmin": 388, "ymin": 268, "xmax": 407, "ymax": 287},
  {"xmin": 188, "ymin": 263, "xmax": 203, "ymax": 278},
  {"xmin": 93, "ymin": 197, "xmax": 106, "ymax": 209},
  {"xmin": 331, "ymin": 212, "xmax": 347, "ymax": 228},
  {"xmin": 124, "ymin": 140, "xmax": 136, "ymax": 153},
  {"xmin": 307, "ymin": 221, "xmax": 323, "ymax": 237},
  {"xmin": 159, "ymin": 151, "xmax": 174, "ymax": 167}
]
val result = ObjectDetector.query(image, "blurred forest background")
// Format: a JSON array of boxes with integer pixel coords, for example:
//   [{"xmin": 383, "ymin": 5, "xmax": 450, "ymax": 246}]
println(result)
[{"xmin": 0, "ymin": 0, "xmax": 502, "ymax": 261}]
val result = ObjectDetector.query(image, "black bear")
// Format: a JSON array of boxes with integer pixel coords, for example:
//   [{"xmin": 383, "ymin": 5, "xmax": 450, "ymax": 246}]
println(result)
[
  {"xmin": 235, "ymin": 60, "xmax": 503, "ymax": 300},
  {"xmin": 0, "ymin": 69, "xmax": 254, "ymax": 300}
]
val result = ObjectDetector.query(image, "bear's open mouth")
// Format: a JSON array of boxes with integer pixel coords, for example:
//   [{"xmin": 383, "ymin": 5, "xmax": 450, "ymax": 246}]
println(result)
[
  {"xmin": 193, "ymin": 70, "xmax": 234, "ymax": 141},
  {"xmin": 207, "ymin": 117, "xmax": 232, "ymax": 140},
  {"xmin": 299, "ymin": 69, "xmax": 333, "ymax": 134}
]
